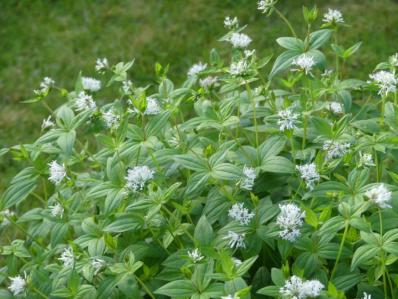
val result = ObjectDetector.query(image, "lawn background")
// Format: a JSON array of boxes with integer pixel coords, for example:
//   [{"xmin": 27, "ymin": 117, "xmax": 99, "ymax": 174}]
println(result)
[{"xmin": 1, "ymin": 0, "xmax": 398, "ymax": 191}]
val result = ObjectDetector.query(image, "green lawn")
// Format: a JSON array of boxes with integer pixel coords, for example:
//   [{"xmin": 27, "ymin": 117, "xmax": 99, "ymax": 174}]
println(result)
[{"xmin": 1, "ymin": 0, "xmax": 398, "ymax": 191}]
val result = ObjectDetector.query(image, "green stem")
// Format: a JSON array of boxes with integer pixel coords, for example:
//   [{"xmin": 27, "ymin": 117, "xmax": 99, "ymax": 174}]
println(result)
[
  {"xmin": 246, "ymin": 84, "xmax": 259, "ymax": 151},
  {"xmin": 32, "ymin": 287, "xmax": 49, "ymax": 299},
  {"xmin": 274, "ymin": 7, "xmax": 297, "ymax": 38},
  {"xmin": 330, "ymin": 220, "xmax": 348, "ymax": 280},
  {"xmin": 334, "ymin": 29, "xmax": 339, "ymax": 79},
  {"xmin": 135, "ymin": 276, "xmax": 156, "ymax": 299}
]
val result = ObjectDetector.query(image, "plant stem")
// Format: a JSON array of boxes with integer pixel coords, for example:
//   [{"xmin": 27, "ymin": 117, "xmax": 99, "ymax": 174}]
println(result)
[
  {"xmin": 274, "ymin": 7, "xmax": 297, "ymax": 38},
  {"xmin": 330, "ymin": 220, "xmax": 348, "ymax": 280},
  {"xmin": 334, "ymin": 29, "xmax": 339, "ymax": 79},
  {"xmin": 246, "ymin": 83, "xmax": 259, "ymax": 151},
  {"xmin": 135, "ymin": 275, "xmax": 156, "ymax": 299},
  {"xmin": 379, "ymin": 208, "xmax": 388, "ymax": 299},
  {"xmin": 32, "ymin": 287, "xmax": 49, "ymax": 299}
]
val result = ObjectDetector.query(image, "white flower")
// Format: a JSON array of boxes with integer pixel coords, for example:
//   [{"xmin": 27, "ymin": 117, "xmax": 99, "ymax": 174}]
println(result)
[
  {"xmin": 125, "ymin": 166, "xmax": 155, "ymax": 191},
  {"xmin": 122, "ymin": 80, "xmax": 133, "ymax": 94},
  {"xmin": 144, "ymin": 97, "xmax": 161, "ymax": 115},
  {"xmin": 81, "ymin": 77, "xmax": 101, "ymax": 92},
  {"xmin": 188, "ymin": 248, "xmax": 204, "ymax": 263},
  {"xmin": 229, "ymin": 33, "xmax": 252, "ymax": 48},
  {"xmin": 365, "ymin": 184, "xmax": 392, "ymax": 208},
  {"xmin": 296, "ymin": 163, "xmax": 320, "ymax": 190},
  {"xmin": 361, "ymin": 292, "xmax": 372, "ymax": 299},
  {"xmin": 240, "ymin": 166, "xmax": 256, "ymax": 190},
  {"xmin": 321, "ymin": 69, "xmax": 333, "ymax": 77},
  {"xmin": 1, "ymin": 209, "xmax": 14, "ymax": 225},
  {"xmin": 232, "ymin": 257, "xmax": 242, "ymax": 267},
  {"xmin": 95, "ymin": 57, "xmax": 108, "ymax": 73},
  {"xmin": 41, "ymin": 115, "xmax": 55, "ymax": 130},
  {"xmin": 224, "ymin": 16, "xmax": 238, "ymax": 29},
  {"xmin": 328, "ymin": 102, "xmax": 343, "ymax": 114},
  {"xmin": 291, "ymin": 54, "xmax": 315, "ymax": 75},
  {"xmin": 323, "ymin": 8, "xmax": 344, "ymax": 24},
  {"xmin": 280, "ymin": 275, "xmax": 324, "ymax": 299},
  {"xmin": 228, "ymin": 203, "xmax": 255, "ymax": 225},
  {"xmin": 91, "ymin": 258, "xmax": 106, "ymax": 275},
  {"xmin": 389, "ymin": 53, "xmax": 398, "ymax": 67},
  {"xmin": 49, "ymin": 203, "xmax": 64, "ymax": 218},
  {"xmin": 34, "ymin": 76, "xmax": 54, "ymax": 96},
  {"xmin": 322, "ymin": 140, "xmax": 350, "ymax": 160},
  {"xmin": 229, "ymin": 59, "xmax": 248, "ymax": 75},
  {"xmin": 8, "ymin": 275, "xmax": 26, "ymax": 296},
  {"xmin": 199, "ymin": 76, "xmax": 218, "ymax": 89},
  {"xmin": 188, "ymin": 62, "xmax": 207, "ymax": 77},
  {"xmin": 75, "ymin": 91, "xmax": 96, "ymax": 111},
  {"xmin": 244, "ymin": 49, "xmax": 256, "ymax": 58},
  {"xmin": 223, "ymin": 231, "xmax": 246, "ymax": 249},
  {"xmin": 277, "ymin": 203, "xmax": 305, "ymax": 242},
  {"xmin": 359, "ymin": 152, "xmax": 375, "ymax": 167},
  {"xmin": 48, "ymin": 161, "xmax": 66, "ymax": 185},
  {"xmin": 102, "ymin": 109, "xmax": 120, "ymax": 129},
  {"xmin": 277, "ymin": 108, "xmax": 299, "ymax": 131},
  {"xmin": 257, "ymin": 0, "xmax": 277, "ymax": 14},
  {"xmin": 58, "ymin": 247, "xmax": 75, "ymax": 268},
  {"xmin": 369, "ymin": 70, "xmax": 397, "ymax": 96},
  {"xmin": 222, "ymin": 295, "xmax": 240, "ymax": 299}
]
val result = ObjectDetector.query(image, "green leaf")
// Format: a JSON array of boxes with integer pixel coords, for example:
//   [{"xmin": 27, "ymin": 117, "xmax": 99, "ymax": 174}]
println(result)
[
  {"xmin": 194, "ymin": 215, "xmax": 214, "ymax": 246},
  {"xmin": 308, "ymin": 29, "xmax": 332, "ymax": 50},
  {"xmin": 351, "ymin": 244, "xmax": 379, "ymax": 270},
  {"xmin": 146, "ymin": 111, "xmax": 171, "ymax": 137},
  {"xmin": 257, "ymin": 286, "xmax": 280, "ymax": 296},
  {"xmin": 269, "ymin": 50, "xmax": 301, "ymax": 79},
  {"xmin": 276, "ymin": 37, "xmax": 305, "ymax": 51},
  {"xmin": 103, "ymin": 215, "xmax": 142, "ymax": 233},
  {"xmin": 270, "ymin": 268, "xmax": 285, "ymax": 286},
  {"xmin": 155, "ymin": 280, "xmax": 195, "ymax": 297},
  {"xmin": 333, "ymin": 273, "xmax": 362, "ymax": 291},
  {"xmin": 57, "ymin": 130, "xmax": 76, "ymax": 156},
  {"xmin": 259, "ymin": 135, "xmax": 287, "ymax": 160},
  {"xmin": 174, "ymin": 154, "xmax": 208, "ymax": 172},
  {"xmin": 261, "ymin": 156, "xmax": 294, "ymax": 173},
  {"xmin": 211, "ymin": 163, "xmax": 241, "ymax": 180}
]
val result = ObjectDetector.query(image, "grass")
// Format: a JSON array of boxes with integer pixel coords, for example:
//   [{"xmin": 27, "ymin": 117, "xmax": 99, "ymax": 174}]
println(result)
[{"xmin": 1, "ymin": 0, "xmax": 398, "ymax": 192}]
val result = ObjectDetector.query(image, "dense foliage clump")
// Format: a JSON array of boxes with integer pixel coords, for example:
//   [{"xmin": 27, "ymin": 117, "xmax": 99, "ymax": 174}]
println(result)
[{"xmin": 2, "ymin": 2, "xmax": 398, "ymax": 299}]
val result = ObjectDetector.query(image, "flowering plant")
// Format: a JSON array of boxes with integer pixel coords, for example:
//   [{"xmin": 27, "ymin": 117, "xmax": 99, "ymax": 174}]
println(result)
[{"xmin": 1, "ymin": 2, "xmax": 398, "ymax": 299}]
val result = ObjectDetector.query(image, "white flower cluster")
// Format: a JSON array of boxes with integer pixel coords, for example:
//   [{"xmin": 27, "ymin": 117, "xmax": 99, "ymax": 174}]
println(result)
[
  {"xmin": 82, "ymin": 77, "xmax": 101, "ymax": 92},
  {"xmin": 328, "ymin": 101, "xmax": 343, "ymax": 114},
  {"xmin": 369, "ymin": 70, "xmax": 397, "ymax": 96},
  {"xmin": 49, "ymin": 203, "xmax": 64, "ymax": 218},
  {"xmin": 322, "ymin": 140, "xmax": 350, "ymax": 160},
  {"xmin": 277, "ymin": 203, "xmax": 305, "ymax": 242},
  {"xmin": 359, "ymin": 152, "xmax": 375, "ymax": 167},
  {"xmin": 144, "ymin": 97, "xmax": 161, "ymax": 115},
  {"xmin": 296, "ymin": 163, "xmax": 320, "ymax": 190},
  {"xmin": 188, "ymin": 62, "xmax": 207, "ymax": 77},
  {"xmin": 34, "ymin": 77, "xmax": 55, "ymax": 96},
  {"xmin": 125, "ymin": 165, "xmax": 155, "ymax": 191},
  {"xmin": 58, "ymin": 247, "xmax": 75, "ymax": 268},
  {"xmin": 199, "ymin": 76, "xmax": 218, "ymax": 89},
  {"xmin": 122, "ymin": 80, "xmax": 133, "ymax": 94},
  {"xmin": 48, "ymin": 161, "xmax": 66, "ymax": 185},
  {"xmin": 188, "ymin": 248, "xmax": 204, "ymax": 263},
  {"xmin": 389, "ymin": 53, "xmax": 398, "ymax": 67},
  {"xmin": 257, "ymin": 0, "xmax": 277, "ymax": 14},
  {"xmin": 228, "ymin": 203, "xmax": 255, "ymax": 225},
  {"xmin": 277, "ymin": 108, "xmax": 299, "ymax": 131},
  {"xmin": 222, "ymin": 295, "xmax": 240, "ymax": 299},
  {"xmin": 229, "ymin": 59, "xmax": 248, "ymax": 75},
  {"xmin": 229, "ymin": 32, "xmax": 252, "ymax": 49},
  {"xmin": 41, "ymin": 115, "xmax": 55, "ymax": 130},
  {"xmin": 1, "ymin": 209, "xmax": 15, "ymax": 225},
  {"xmin": 361, "ymin": 293, "xmax": 372, "ymax": 299},
  {"xmin": 323, "ymin": 8, "xmax": 344, "ymax": 24},
  {"xmin": 224, "ymin": 16, "xmax": 238, "ymax": 29},
  {"xmin": 102, "ymin": 109, "xmax": 120, "ymax": 129},
  {"xmin": 280, "ymin": 275, "xmax": 324, "ymax": 299},
  {"xmin": 95, "ymin": 57, "xmax": 108, "ymax": 73},
  {"xmin": 223, "ymin": 231, "xmax": 246, "ymax": 249},
  {"xmin": 240, "ymin": 166, "xmax": 256, "ymax": 190},
  {"xmin": 291, "ymin": 54, "xmax": 315, "ymax": 75},
  {"xmin": 75, "ymin": 91, "xmax": 96, "ymax": 111},
  {"xmin": 91, "ymin": 258, "xmax": 106, "ymax": 275},
  {"xmin": 8, "ymin": 275, "xmax": 26, "ymax": 296},
  {"xmin": 365, "ymin": 184, "xmax": 392, "ymax": 209}
]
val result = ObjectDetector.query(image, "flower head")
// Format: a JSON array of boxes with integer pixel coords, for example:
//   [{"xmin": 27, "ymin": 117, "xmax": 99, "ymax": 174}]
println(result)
[
  {"xmin": 95, "ymin": 57, "xmax": 108, "ymax": 73},
  {"xmin": 277, "ymin": 108, "xmax": 299, "ymax": 131},
  {"xmin": 291, "ymin": 54, "xmax": 315, "ymax": 75},
  {"xmin": 229, "ymin": 59, "xmax": 248, "ymax": 75},
  {"xmin": 389, "ymin": 53, "xmax": 398, "ymax": 67},
  {"xmin": 82, "ymin": 77, "xmax": 101, "ymax": 92},
  {"xmin": 280, "ymin": 275, "xmax": 324, "ymax": 299},
  {"xmin": 188, "ymin": 62, "xmax": 207, "ymax": 77},
  {"xmin": 48, "ymin": 161, "xmax": 66, "ymax": 185},
  {"xmin": 328, "ymin": 102, "xmax": 343, "ymax": 114},
  {"xmin": 257, "ymin": 0, "xmax": 278, "ymax": 14},
  {"xmin": 75, "ymin": 91, "xmax": 96, "ymax": 111},
  {"xmin": 199, "ymin": 76, "xmax": 218, "ymax": 89},
  {"xmin": 223, "ymin": 231, "xmax": 246, "ymax": 249},
  {"xmin": 122, "ymin": 80, "xmax": 133, "ymax": 94},
  {"xmin": 91, "ymin": 258, "xmax": 106, "ymax": 275},
  {"xmin": 229, "ymin": 32, "xmax": 252, "ymax": 48},
  {"xmin": 58, "ymin": 247, "xmax": 75, "ymax": 268},
  {"xmin": 296, "ymin": 163, "xmax": 320, "ymax": 190},
  {"xmin": 188, "ymin": 248, "xmax": 204, "ymax": 263},
  {"xmin": 222, "ymin": 295, "xmax": 240, "ymax": 299},
  {"xmin": 224, "ymin": 16, "xmax": 238, "ymax": 29},
  {"xmin": 8, "ymin": 275, "xmax": 26, "ymax": 296},
  {"xmin": 102, "ymin": 109, "xmax": 120, "ymax": 129},
  {"xmin": 125, "ymin": 166, "xmax": 155, "ymax": 191},
  {"xmin": 361, "ymin": 293, "xmax": 372, "ymax": 299},
  {"xmin": 228, "ymin": 203, "xmax": 255, "ymax": 225},
  {"xmin": 144, "ymin": 97, "xmax": 161, "ymax": 115},
  {"xmin": 322, "ymin": 140, "xmax": 350, "ymax": 160},
  {"xmin": 369, "ymin": 70, "xmax": 397, "ymax": 96},
  {"xmin": 240, "ymin": 166, "xmax": 256, "ymax": 190},
  {"xmin": 49, "ymin": 203, "xmax": 64, "ymax": 218},
  {"xmin": 34, "ymin": 77, "xmax": 55, "ymax": 96},
  {"xmin": 323, "ymin": 8, "xmax": 344, "ymax": 24},
  {"xmin": 1, "ymin": 209, "xmax": 15, "ymax": 226},
  {"xmin": 41, "ymin": 115, "xmax": 55, "ymax": 130},
  {"xmin": 359, "ymin": 152, "xmax": 375, "ymax": 167},
  {"xmin": 365, "ymin": 184, "xmax": 392, "ymax": 208},
  {"xmin": 277, "ymin": 203, "xmax": 305, "ymax": 242}
]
